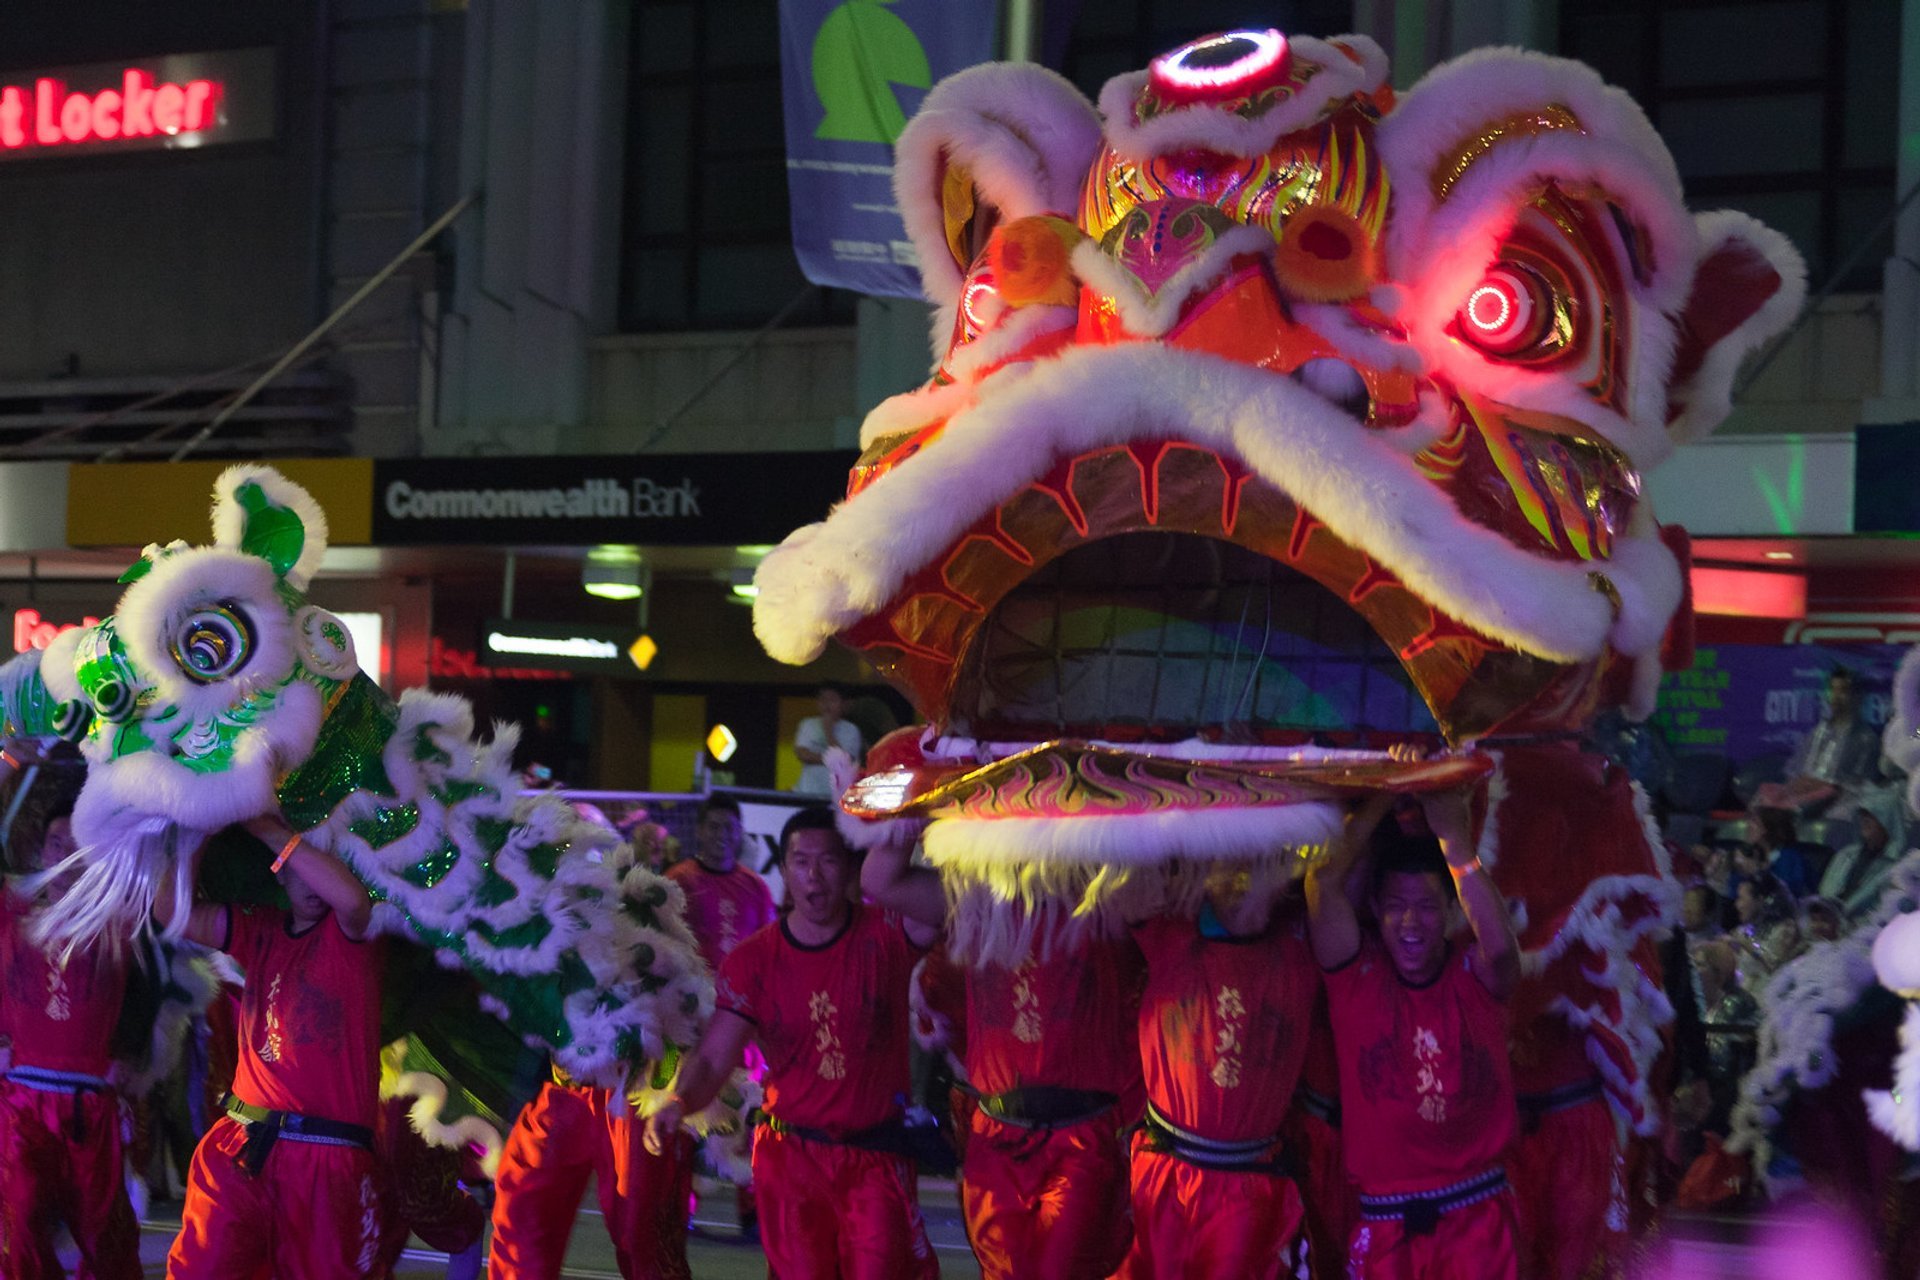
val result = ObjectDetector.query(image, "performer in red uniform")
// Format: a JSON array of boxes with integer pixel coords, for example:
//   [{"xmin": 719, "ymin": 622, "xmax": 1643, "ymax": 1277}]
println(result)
[
  {"xmin": 646, "ymin": 808, "xmax": 940, "ymax": 1279},
  {"xmin": 864, "ymin": 830, "xmax": 1142, "ymax": 1280},
  {"xmin": 1307, "ymin": 791, "xmax": 1521, "ymax": 1280},
  {"xmin": 0, "ymin": 750, "xmax": 141, "ymax": 1280},
  {"xmin": 1285, "ymin": 994, "xmax": 1353, "ymax": 1280},
  {"xmin": 488, "ymin": 1065, "xmax": 694, "ymax": 1280},
  {"xmin": 665, "ymin": 794, "xmax": 776, "ymax": 1236},
  {"xmin": 160, "ymin": 813, "xmax": 385, "ymax": 1280},
  {"xmin": 1506, "ymin": 997, "xmax": 1624, "ymax": 1280},
  {"xmin": 667, "ymin": 795, "xmax": 776, "ymax": 971},
  {"xmin": 1115, "ymin": 871, "xmax": 1319, "ymax": 1280}
]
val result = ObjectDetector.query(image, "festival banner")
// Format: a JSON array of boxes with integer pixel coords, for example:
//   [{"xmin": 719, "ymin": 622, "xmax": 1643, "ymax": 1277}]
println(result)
[
  {"xmin": 1653, "ymin": 643, "xmax": 1903, "ymax": 763},
  {"xmin": 777, "ymin": 0, "xmax": 998, "ymax": 297}
]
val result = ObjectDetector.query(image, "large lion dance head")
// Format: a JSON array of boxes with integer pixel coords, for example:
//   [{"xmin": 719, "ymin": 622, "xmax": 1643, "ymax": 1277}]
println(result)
[{"xmin": 753, "ymin": 31, "xmax": 1804, "ymax": 1126}]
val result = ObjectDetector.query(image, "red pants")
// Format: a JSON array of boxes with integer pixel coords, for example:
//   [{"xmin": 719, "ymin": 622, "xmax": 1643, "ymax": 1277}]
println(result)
[
  {"xmin": 1113, "ymin": 1139, "xmax": 1304, "ymax": 1280},
  {"xmin": 1347, "ymin": 1189, "xmax": 1518, "ymax": 1280},
  {"xmin": 751, "ymin": 1126, "xmax": 937, "ymax": 1280},
  {"xmin": 1510, "ymin": 1098, "xmax": 1625, "ymax": 1280},
  {"xmin": 488, "ymin": 1082, "xmax": 691, "ymax": 1280},
  {"xmin": 1284, "ymin": 1109, "xmax": 1352, "ymax": 1280},
  {"xmin": 0, "ymin": 1079, "xmax": 140, "ymax": 1280},
  {"xmin": 167, "ymin": 1115, "xmax": 381, "ymax": 1280},
  {"xmin": 961, "ymin": 1111, "xmax": 1130, "ymax": 1280}
]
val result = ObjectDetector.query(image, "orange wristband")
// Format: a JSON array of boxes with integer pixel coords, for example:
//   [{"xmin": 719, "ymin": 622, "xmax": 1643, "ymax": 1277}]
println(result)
[
  {"xmin": 0, "ymin": 749, "xmax": 20, "ymax": 772},
  {"xmin": 1447, "ymin": 856, "xmax": 1485, "ymax": 881},
  {"xmin": 270, "ymin": 832, "xmax": 302, "ymax": 873}
]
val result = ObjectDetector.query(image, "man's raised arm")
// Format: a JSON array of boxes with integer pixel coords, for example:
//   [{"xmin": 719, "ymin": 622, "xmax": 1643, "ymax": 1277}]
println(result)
[
  {"xmin": 860, "ymin": 825, "xmax": 945, "ymax": 946},
  {"xmin": 1423, "ymin": 789, "xmax": 1518, "ymax": 1000},
  {"xmin": 1307, "ymin": 794, "xmax": 1391, "ymax": 970}
]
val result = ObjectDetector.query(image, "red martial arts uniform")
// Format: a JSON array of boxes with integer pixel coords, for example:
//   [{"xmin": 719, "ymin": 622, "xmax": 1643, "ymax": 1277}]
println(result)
[
  {"xmin": 488, "ymin": 1069, "xmax": 693, "ymax": 1280},
  {"xmin": 1115, "ymin": 913, "xmax": 1319, "ymax": 1280},
  {"xmin": 715, "ymin": 904, "xmax": 937, "ymax": 1280},
  {"xmin": 666, "ymin": 856, "xmax": 775, "ymax": 1224},
  {"xmin": 167, "ymin": 905, "xmax": 385, "ymax": 1280},
  {"xmin": 960, "ymin": 930, "xmax": 1143, "ymax": 1280},
  {"xmin": 1324, "ymin": 941, "xmax": 1519, "ymax": 1280},
  {"xmin": 0, "ymin": 887, "xmax": 139, "ymax": 1280},
  {"xmin": 1507, "ymin": 1011, "xmax": 1623, "ymax": 1280},
  {"xmin": 1285, "ymin": 994, "xmax": 1354, "ymax": 1280},
  {"xmin": 666, "ymin": 859, "xmax": 775, "ymax": 973}
]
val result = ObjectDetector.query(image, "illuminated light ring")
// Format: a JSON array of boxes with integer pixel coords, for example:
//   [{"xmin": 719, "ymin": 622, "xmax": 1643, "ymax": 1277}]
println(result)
[
  {"xmin": 1147, "ymin": 29, "xmax": 1291, "ymax": 105},
  {"xmin": 960, "ymin": 276, "xmax": 1001, "ymax": 334},
  {"xmin": 1458, "ymin": 265, "xmax": 1546, "ymax": 355}
]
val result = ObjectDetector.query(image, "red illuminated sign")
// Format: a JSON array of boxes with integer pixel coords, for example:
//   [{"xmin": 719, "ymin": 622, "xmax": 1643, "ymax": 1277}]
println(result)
[
  {"xmin": 0, "ymin": 49, "xmax": 274, "ymax": 161},
  {"xmin": 13, "ymin": 607, "xmax": 101, "ymax": 655}
]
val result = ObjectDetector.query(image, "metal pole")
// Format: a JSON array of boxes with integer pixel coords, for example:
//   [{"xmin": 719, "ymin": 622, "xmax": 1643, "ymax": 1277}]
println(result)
[
  {"xmin": 502, "ymin": 550, "xmax": 517, "ymax": 621},
  {"xmin": 168, "ymin": 190, "xmax": 480, "ymax": 462},
  {"xmin": 1004, "ymin": 0, "xmax": 1043, "ymax": 62}
]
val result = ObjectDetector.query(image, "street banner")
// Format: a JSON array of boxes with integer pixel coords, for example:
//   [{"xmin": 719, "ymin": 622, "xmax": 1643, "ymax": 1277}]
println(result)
[{"xmin": 777, "ymin": 0, "xmax": 998, "ymax": 297}]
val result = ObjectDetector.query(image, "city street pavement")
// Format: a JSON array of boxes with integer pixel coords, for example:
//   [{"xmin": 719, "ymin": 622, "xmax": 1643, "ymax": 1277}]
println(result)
[{"xmin": 132, "ymin": 1177, "xmax": 984, "ymax": 1279}]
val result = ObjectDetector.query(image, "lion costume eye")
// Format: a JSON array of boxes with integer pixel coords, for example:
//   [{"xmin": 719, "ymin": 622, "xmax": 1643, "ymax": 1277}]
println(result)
[
  {"xmin": 1455, "ymin": 263, "xmax": 1554, "ymax": 356},
  {"xmin": 170, "ymin": 604, "xmax": 255, "ymax": 684},
  {"xmin": 91, "ymin": 677, "xmax": 135, "ymax": 722}
]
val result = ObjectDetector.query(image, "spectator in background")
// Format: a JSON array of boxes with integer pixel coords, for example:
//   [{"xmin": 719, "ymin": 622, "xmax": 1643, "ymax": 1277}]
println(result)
[
  {"xmin": 793, "ymin": 684, "xmax": 862, "ymax": 798},
  {"xmin": 1673, "ymin": 939, "xmax": 1759, "ymax": 1168},
  {"xmin": 1681, "ymin": 885, "xmax": 1724, "ymax": 944},
  {"xmin": 1746, "ymin": 809, "xmax": 1817, "ymax": 900},
  {"xmin": 1731, "ymin": 872, "xmax": 1799, "ymax": 982},
  {"xmin": 1757, "ymin": 669, "xmax": 1879, "ymax": 815},
  {"xmin": 1818, "ymin": 788, "xmax": 1909, "ymax": 919},
  {"xmin": 1802, "ymin": 897, "xmax": 1845, "ymax": 945}
]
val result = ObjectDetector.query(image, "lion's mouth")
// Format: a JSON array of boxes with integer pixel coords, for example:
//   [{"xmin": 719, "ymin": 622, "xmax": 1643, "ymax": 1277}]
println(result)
[
  {"xmin": 842, "ymin": 529, "xmax": 1501, "ymax": 827},
  {"xmin": 950, "ymin": 531, "xmax": 1438, "ymax": 746}
]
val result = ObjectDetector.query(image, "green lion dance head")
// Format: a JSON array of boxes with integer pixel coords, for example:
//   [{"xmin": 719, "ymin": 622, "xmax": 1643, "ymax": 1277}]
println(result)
[{"xmin": 5, "ymin": 465, "xmax": 710, "ymax": 1097}]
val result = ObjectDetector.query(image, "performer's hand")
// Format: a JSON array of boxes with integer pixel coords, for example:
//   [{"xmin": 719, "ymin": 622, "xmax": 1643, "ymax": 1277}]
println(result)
[
  {"xmin": 241, "ymin": 812, "xmax": 292, "ymax": 846},
  {"xmin": 1421, "ymin": 789, "xmax": 1476, "ymax": 861},
  {"xmin": 643, "ymin": 1100, "xmax": 684, "ymax": 1157}
]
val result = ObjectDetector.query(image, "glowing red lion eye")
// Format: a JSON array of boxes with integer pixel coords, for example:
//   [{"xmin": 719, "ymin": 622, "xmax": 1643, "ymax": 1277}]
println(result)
[
  {"xmin": 1148, "ymin": 29, "xmax": 1291, "ymax": 104},
  {"xmin": 1457, "ymin": 265, "xmax": 1548, "ymax": 355}
]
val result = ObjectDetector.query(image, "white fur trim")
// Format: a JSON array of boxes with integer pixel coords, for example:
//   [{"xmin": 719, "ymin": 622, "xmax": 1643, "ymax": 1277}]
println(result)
[
  {"xmin": 37, "ymin": 632, "xmax": 82, "ymax": 705},
  {"xmin": 893, "ymin": 63, "xmax": 1103, "ymax": 306},
  {"xmin": 1665, "ymin": 210, "xmax": 1808, "ymax": 443},
  {"xmin": 1379, "ymin": 47, "xmax": 1683, "ymax": 279},
  {"xmin": 1887, "ymin": 648, "xmax": 1920, "ymax": 817},
  {"xmin": 1731, "ymin": 850, "xmax": 1920, "ymax": 1176},
  {"xmin": 922, "ymin": 802, "xmax": 1339, "ymax": 870},
  {"xmin": 861, "ymin": 380, "xmax": 976, "ymax": 450},
  {"xmin": 755, "ymin": 343, "xmax": 1675, "ymax": 670},
  {"xmin": 112, "ymin": 549, "xmax": 301, "ymax": 724},
  {"xmin": 390, "ymin": 1070, "xmax": 508, "ymax": 1179},
  {"xmin": 211, "ymin": 464, "xmax": 330, "ymax": 590},
  {"xmin": 943, "ymin": 306, "xmax": 1077, "ymax": 383},
  {"xmin": 1865, "ymin": 1004, "xmax": 1920, "ymax": 1150},
  {"xmin": 1095, "ymin": 35, "xmax": 1388, "ymax": 164},
  {"xmin": 68, "ymin": 678, "xmax": 321, "ymax": 847}
]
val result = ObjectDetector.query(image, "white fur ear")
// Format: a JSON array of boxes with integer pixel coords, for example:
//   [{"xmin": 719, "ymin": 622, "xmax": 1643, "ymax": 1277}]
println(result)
[
  {"xmin": 38, "ymin": 628, "xmax": 84, "ymax": 704},
  {"xmin": 1664, "ymin": 210, "xmax": 1807, "ymax": 444},
  {"xmin": 893, "ymin": 63, "xmax": 1102, "ymax": 307},
  {"xmin": 211, "ymin": 465, "xmax": 330, "ymax": 590}
]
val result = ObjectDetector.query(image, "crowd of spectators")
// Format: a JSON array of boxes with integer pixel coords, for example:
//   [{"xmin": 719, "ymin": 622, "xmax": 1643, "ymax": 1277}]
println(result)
[{"xmin": 1651, "ymin": 669, "xmax": 1915, "ymax": 1209}]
